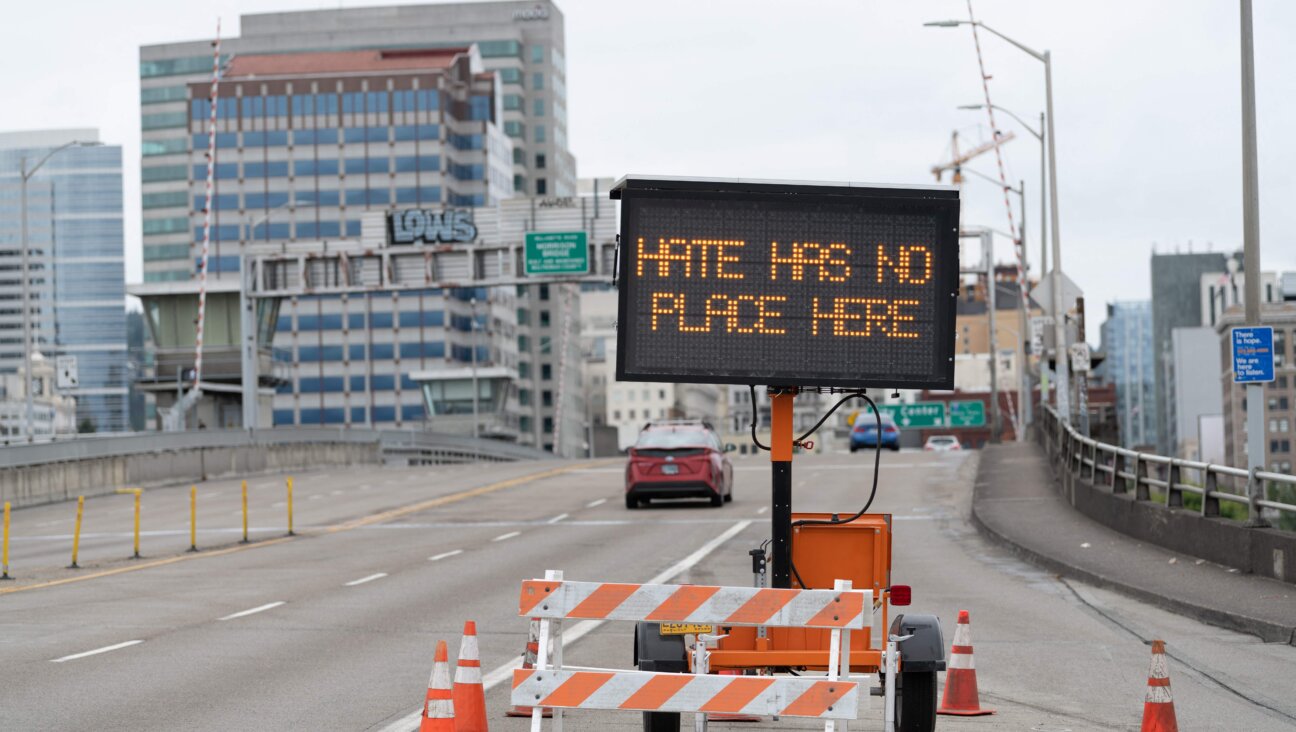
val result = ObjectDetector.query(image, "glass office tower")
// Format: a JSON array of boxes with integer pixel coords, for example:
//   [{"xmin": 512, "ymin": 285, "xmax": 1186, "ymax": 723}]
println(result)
[{"xmin": 0, "ymin": 129, "xmax": 129, "ymax": 433}]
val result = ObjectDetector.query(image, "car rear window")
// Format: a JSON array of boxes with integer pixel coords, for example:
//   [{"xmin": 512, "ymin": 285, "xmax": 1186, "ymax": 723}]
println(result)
[
  {"xmin": 635, "ymin": 429, "xmax": 712, "ymax": 449},
  {"xmin": 929, "ymin": 437, "xmax": 956, "ymax": 444}
]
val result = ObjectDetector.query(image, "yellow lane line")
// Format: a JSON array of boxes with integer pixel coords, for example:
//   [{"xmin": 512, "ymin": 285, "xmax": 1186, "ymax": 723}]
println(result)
[
  {"xmin": 0, "ymin": 537, "xmax": 294, "ymax": 596},
  {"xmin": 0, "ymin": 460, "xmax": 608, "ymax": 596}
]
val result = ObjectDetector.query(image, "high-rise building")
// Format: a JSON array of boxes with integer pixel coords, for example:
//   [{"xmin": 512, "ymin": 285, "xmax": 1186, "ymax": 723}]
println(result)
[
  {"xmin": 1099, "ymin": 301, "xmax": 1156, "ymax": 450},
  {"xmin": 134, "ymin": 45, "xmax": 515, "ymax": 430},
  {"xmin": 140, "ymin": 0, "xmax": 574, "ymax": 283},
  {"xmin": 0, "ymin": 129, "xmax": 129, "ymax": 433},
  {"xmin": 1150, "ymin": 251, "xmax": 1227, "ymax": 454}
]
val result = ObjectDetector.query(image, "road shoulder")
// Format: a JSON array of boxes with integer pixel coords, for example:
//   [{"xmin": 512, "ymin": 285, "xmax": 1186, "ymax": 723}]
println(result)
[{"xmin": 972, "ymin": 441, "xmax": 1296, "ymax": 645}]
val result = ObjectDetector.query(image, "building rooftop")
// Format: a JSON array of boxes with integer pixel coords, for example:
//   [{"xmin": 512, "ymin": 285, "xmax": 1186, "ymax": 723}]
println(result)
[{"xmin": 225, "ymin": 48, "xmax": 468, "ymax": 78}]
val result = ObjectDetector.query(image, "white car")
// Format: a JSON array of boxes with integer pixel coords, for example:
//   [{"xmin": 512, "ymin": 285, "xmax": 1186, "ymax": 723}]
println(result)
[{"xmin": 924, "ymin": 435, "xmax": 962, "ymax": 452}]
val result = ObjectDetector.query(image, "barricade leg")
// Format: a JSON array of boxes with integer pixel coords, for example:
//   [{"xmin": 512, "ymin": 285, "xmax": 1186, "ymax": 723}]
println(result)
[
  {"xmin": 883, "ymin": 640, "xmax": 898, "ymax": 732},
  {"xmin": 532, "ymin": 569, "xmax": 563, "ymax": 732},
  {"xmin": 826, "ymin": 578, "xmax": 852, "ymax": 732}
]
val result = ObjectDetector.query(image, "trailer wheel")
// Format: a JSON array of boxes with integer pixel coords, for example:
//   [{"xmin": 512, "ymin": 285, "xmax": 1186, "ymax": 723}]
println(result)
[{"xmin": 897, "ymin": 670, "xmax": 937, "ymax": 732}]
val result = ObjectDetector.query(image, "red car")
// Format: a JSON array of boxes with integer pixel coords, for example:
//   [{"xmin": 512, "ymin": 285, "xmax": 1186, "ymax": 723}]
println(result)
[{"xmin": 625, "ymin": 420, "xmax": 733, "ymax": 508}]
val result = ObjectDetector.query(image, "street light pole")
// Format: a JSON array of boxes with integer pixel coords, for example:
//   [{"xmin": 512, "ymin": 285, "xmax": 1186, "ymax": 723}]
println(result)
[
  {"xmin": 17, "ymin": 140, "xmax": 100, "ymax": 440},
  {"xmin": 934, "ymin": 20, "xmax": 1070, "ymax": 424},
  {"xmin": 1240, "ymin": 0, "xmax": 1268, "ymax": 527},
  {"xmin": 1042, "ymin": 49, "xmax": 1071, "ymax": 426}
]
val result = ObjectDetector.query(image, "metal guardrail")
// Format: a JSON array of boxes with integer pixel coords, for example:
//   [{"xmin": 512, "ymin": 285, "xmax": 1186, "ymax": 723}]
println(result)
[
  {"xmin": 0, "ymin": 428, "xmax": 551, "ymax": 469},
  {"xmin": 1039, "ymin": 405, "xmax": 1296, "ymax": 528}
]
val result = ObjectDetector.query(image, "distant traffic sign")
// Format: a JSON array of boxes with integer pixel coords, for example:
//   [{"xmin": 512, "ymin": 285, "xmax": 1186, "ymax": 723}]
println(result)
[
  {"xmin": 525, "ymin": 231, "xmax": 588, "ymax": 276},
  {"xmin": 948, "ymin": 401, "xmax": 986, "ymax": 427},
  {"xmin": 868, "ymin": 402, "xmax": 947, "ymax": 428},
  {"xmin": 1231, "ymin": 326, "xmax": 1275, "ymax": 383}
]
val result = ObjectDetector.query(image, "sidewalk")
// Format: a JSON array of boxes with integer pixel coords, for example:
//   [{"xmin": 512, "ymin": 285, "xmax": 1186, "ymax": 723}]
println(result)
[{"xmin": 973, "ymin": 441, "xmax": 1296, "ymax": 645}]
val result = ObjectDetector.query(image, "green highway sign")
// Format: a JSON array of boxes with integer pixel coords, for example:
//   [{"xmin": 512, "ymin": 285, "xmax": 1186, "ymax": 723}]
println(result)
[
  {"xmin": 868, "ymin": 402, "xmax": 947, "ymax": 428},
  {"xmin": 948, "ymin": 400, "xmax": 987, "ymax": 427},
  {"xmin": 525, "ymin": 231, "xmax": 588, "ymax": 276}
]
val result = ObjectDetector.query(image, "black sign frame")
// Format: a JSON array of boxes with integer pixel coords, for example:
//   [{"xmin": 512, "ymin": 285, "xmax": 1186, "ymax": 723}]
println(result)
[{"xmin": 612, "ymin": 177, "xmax": 960, "ymax": 389}]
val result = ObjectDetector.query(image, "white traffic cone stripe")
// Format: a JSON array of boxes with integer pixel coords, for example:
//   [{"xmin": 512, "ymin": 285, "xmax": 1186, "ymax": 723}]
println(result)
[
  {"xmin": 459, "ymin": 632, "xmax": 480, "ymax": 661},
  {"xmin": 455, "ymin": 664, "xmax": 483, "ymax": 684},
  {"xmin": 1147, "ymin": 651, "xmax": 1169, "ymax": 680},
  {"xmin": 951, "ymin": 620, "xmax": 971, "ymax": 646},
  {"xmin": 949, "ymin": 653, "xmax": 975, "ymax": 670},
  {"xmin": 426, "ymin": 698, "xmax": 454, "ymax": 719},
  {"xmin": 430, "ymin": 654, "xmax": 453, "ymax": 691},
  {"xmin": 1146, "ymin": 684, "xmax": 1173, "ymax": 704}
]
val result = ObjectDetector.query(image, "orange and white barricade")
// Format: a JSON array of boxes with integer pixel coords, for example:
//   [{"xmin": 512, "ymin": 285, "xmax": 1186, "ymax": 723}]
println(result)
[{"xmin": 511, "ymin": 569, "xmax": 870, "ymax": 731}]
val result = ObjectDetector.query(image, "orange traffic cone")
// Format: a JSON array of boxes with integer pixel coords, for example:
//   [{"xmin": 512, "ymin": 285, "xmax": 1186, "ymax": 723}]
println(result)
[
  {"xmin": 453, "ymin": 621, "xmax": 489, "ymax": 732},
  {"xmin": 505, "ymin": 618, "xmax": 552, "ymax": 718},
  {"xmin": 938, "ymin": 609, "xmax": 994, "ymax": 716},
  {"xmin": 1140, "ymin": 640, "xmax": 1178, "ymax": 732},
  {"xmin": 421, "ymin": 640, "xmax": 455, "ymax": 732}
]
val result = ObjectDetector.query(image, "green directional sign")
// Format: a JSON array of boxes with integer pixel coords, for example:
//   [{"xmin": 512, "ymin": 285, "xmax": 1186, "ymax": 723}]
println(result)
[
  {"xmin": 948, "ymin": 400, "xmax": 987, "ymax": 427},
  {"xmin": 865, "ymin": 402, "xmax": 947, "ymax": 428},
  {"xmin": 525, "ymin": 231, "xmax": 588, "ymax": 276}
]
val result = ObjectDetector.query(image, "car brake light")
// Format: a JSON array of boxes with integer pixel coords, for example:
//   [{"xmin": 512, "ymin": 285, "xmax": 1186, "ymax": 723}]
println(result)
[
  {"xmin": 924, "ymin": 445, "xmax": 933, "ymax": 451},
  {"xmin": 889, "ymin": 585, "xmax": 912, "ymax": 606}
]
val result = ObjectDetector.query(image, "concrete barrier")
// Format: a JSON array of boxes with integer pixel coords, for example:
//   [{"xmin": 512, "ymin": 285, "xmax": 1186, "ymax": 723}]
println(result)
[{"xmin": 0, "ymin": 428, "xmax": 550, "ymax": 509}]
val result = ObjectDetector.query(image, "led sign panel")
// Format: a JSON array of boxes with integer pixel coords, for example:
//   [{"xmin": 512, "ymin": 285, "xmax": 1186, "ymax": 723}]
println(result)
[{"xmin": 613, "ymin": 177, "xmax": 960, "ymax": 389}]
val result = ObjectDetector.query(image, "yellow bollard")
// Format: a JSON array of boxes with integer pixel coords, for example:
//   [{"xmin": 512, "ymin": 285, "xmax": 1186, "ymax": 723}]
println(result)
[
  {"xmin": 132, "ymin": 489, "xmax": 141, "ymax": 559},
  {"xmin": 2, "ymin": 501, "xmax": 11, "ymax": 580},
  {"xmin": 286, "ymin": 477, "xmax": 295, "ymax": 536},
  {"xmin": 69, "ymin": 495, "xmax": 84, "ymax": 569},
  {"xmin": 241, "ymin": 479, "xmax": 249, "ymax": 544},
  {"xmin": 188, "ymin": 486, "xmax": 198, "ymax": 552}
]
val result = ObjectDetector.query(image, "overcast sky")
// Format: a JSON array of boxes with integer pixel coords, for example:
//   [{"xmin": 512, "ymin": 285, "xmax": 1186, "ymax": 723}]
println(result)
[{"xmin": 3, "ymin": 0, "xmax": 1294, "ymax": 332}]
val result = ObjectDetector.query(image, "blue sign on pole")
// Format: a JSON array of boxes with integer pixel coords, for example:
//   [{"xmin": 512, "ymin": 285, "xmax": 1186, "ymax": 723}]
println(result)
[{"xmin": 1231, "ymin": 326, "xmax": 1275, "ymax": 383}]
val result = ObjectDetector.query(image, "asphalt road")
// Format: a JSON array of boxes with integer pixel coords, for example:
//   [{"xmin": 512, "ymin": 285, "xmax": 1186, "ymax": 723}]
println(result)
[{"xmin": 2, "ymin": 448, "xmax": 1294, "ymax": 731}]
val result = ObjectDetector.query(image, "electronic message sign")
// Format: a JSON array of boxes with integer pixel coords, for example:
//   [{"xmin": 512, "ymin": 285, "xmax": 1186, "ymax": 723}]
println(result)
[{"xmin": 613, "ymin": 177, "xmax": 960, "ymax": 389}]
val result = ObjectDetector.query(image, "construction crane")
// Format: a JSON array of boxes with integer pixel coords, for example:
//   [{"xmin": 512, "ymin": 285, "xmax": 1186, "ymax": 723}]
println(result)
[{"xmin": 931, "ymin": 129, "xmax": 1015, "ymax": 185}]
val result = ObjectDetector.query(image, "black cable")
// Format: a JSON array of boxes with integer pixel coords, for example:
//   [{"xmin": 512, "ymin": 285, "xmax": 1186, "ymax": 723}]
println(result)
[
  {"xmin": 791, "ymin": 392, "xmax": 883, "ymax": 530},
  {"xmin": 790, "ymin": 558, "xmax": 808, "ymax": 590},
  {"xmin": 795, "ymin": 390, "xmax": 867, "ymax": 444},
  {"xmin": 748, "ymin": 384, "xmax": 770, "ymax": 452}
]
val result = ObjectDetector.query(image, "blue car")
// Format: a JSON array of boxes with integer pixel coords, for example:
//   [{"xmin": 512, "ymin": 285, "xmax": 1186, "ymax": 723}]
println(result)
[{"xmin": 850, "ymin": 416, "xmax": 901, "ymax": 452}]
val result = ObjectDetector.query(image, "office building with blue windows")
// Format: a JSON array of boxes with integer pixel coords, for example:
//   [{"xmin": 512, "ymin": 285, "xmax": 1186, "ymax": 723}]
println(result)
[
  {"xmin": 139, "ymin": 0, "xmax": 573, "ymax": 284},
  {"xmin": 132, "ymin": 45, "xmax": 516, "ymax": 431},
  {"xmin": 0, "ymin": 129, "xmax": 129, "ymax": 434}
]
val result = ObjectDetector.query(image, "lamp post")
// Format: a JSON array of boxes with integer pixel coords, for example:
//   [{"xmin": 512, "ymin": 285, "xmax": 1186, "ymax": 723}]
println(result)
[
  {"xmin": 1239, "ymin": 0, "xmax": 1268, "ymax": 527},
  {"xmin": 17, "ymin": 140, "xmax": 101, "ymax": 440},
  {"xmin": 958, "ymin": 103, "xmax": 1046, "ymax": 279},
  {"xmin": 929, "ymin": 19, "xmax": 1071, "ymax": 425}
]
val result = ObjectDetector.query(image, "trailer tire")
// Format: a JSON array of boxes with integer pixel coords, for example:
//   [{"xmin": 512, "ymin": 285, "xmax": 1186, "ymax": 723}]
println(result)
[{"xmin": 897, "ymin": 670, "xmax": 937, "ymax": 732}]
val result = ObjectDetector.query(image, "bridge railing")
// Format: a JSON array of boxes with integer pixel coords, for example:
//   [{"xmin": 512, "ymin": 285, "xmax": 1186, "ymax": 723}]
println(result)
[{"xmin": 1039, "ymin": 405, "xmax": 1296, "ymax": 528}]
